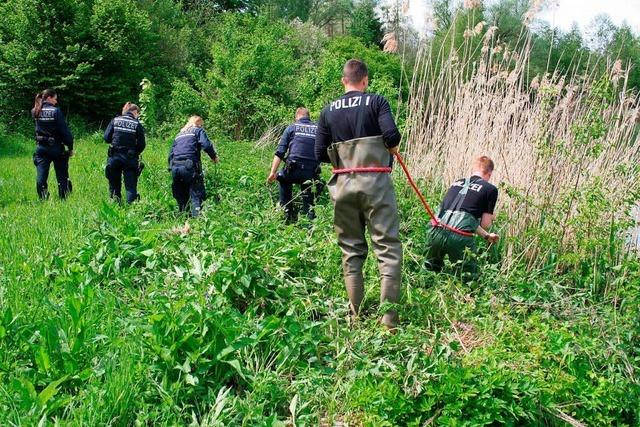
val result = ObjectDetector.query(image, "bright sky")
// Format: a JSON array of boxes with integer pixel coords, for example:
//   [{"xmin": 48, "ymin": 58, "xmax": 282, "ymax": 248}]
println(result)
[{"xmin": 404, "ymin": 0, "xmax": 640, "ymax": 35}]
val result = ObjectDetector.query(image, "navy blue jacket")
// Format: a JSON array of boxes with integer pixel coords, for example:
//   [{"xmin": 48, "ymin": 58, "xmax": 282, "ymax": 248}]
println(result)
[
  {"xmin": 168, "ymin": 126, "xmax": 217, "ymax": 166},
  {"xmin": 276, "ymin": 118, "xmax": 318, "ymax": 164},
  {"xmin": 32, "ymin": 101, "xmax": 74, "ymax": 150},
  {"xmin": 104, "ymin": 113, "xmax": 146, "ymax": 154}
]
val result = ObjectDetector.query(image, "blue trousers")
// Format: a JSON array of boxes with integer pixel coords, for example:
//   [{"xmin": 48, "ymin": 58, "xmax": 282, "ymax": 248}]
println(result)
[
  {"xmin": 106, "ymin": 153, "xmax": 139, "ymax": 203},
  {"xmin": 172, "ymin": 163, "xmax": 206, "ymax": 217},
  {"xmin": 33, "ymin": 144, "xmax": 70, "ymax": 200},
  {"xmin": 277, "ymin": 162, "xmax": 321, "ymax": 221}
]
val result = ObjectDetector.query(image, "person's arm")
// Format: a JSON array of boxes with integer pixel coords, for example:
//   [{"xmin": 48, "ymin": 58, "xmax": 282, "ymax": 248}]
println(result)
[
  {"xmin": 168, "ymin": 139, "xmax": 176, "ymax": 170},
  {"xmin": 268, "ymin": 126, "xmax": 292, "ymax": 182},
  {"xmin": 480, "ymin": 212, "xmax": 495, "ymax": 229},
  {"xmin": 55, "ymin": 109, "xmax": 74, "ymax": 152},
  {"xmin": 275, "ymin": 125, "xmax": 293, "ymax": 160},
  {"xmin": 475, "ymin": 225, "xmax": 499, "ymax": 243},
  {"xmin": 267, "ymin": 156, "xmax": 282, "ymax": 183},
  {"xmin": 314, "ymin": 111, "xmax": 332, "ymax": 163},
  {"xmin": 136, "ymin": 123, "xmax": 146, "ymax": 154},
  {"xmin": 104, "ymin": 119, "xmax": 114, "ymax": 144},
  {"xmin": 376, "ymin": 96, "xmax": 401, "ymax": 150},
  {"xmin": 478, "ymin": 186, "xmax": 499, "ymax": 242},
  {"xmin": 198, "ymin": 128, "xmax": 218, "ymax": 163}
]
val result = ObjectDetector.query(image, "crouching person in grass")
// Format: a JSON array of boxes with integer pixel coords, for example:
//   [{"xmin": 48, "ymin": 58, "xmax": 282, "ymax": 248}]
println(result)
[
  {"xmin": 426, "ymin": 156, "xmax": 499, "ymax": 278},
  {"xmin": 267, "ymin": 107, "xmax": 322, "ymax": 224},
  {"xmin": 168, "ymin": 116, "xmax": 219, "ymax": 217}
]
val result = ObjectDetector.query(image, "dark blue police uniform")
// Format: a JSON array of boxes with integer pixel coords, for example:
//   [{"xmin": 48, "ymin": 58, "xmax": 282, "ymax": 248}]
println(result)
[
  {"xmin": 104, "ymin": 113, "xmax": 146, "ymax": 203},
  {"xmin": 168, "ymin": 126, "xmax": 218, "ymax": 217},
  {"xmin": 32, "ymin": 101, "xmax": 74, "ymax": 199},
  {"xmin": 276, "ymin": 118, "xmax": 322, "ymax": 221}
]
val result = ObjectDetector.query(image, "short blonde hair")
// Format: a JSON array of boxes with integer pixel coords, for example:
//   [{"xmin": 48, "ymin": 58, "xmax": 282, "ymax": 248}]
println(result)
[
  {"xmin": 181, "ymin": 115, "xmax": 204, "ymax": 132},
  {"xmin": 473, "ymin": 156, "xmax": 495, "ymax": 173},
  {"xmin": 295, "ymin": 107, "xmax": 310, "ymax": 120},
  {"xmin": 122, "ymin": 102, "xmax": 140, "ymax": 115}
]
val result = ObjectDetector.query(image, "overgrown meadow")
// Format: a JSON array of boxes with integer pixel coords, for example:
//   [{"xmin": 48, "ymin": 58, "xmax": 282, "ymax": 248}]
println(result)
[{"xmin": 0, "ymin": 130, "xmax": 638, "ymax": 425}]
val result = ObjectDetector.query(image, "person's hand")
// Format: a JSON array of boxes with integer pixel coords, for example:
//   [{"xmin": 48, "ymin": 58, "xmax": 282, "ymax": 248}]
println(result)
[
  {"xmin": 68, "ymin": 150, "xmax": 74, "ymax": 157},
  {"xmin": 486, "ymin": 233, "xmax": 499, "ymax": 244},
  {"xmin": 387, "ymin": 146, "xmax": 399, "ymax": 155},
  {"xmin": 211, "ymin": 156, "xmax": 219, "ymax": 164},
  {"xmin": 267, "ymin": 172, "xmax": 277, "ymax": 184}
]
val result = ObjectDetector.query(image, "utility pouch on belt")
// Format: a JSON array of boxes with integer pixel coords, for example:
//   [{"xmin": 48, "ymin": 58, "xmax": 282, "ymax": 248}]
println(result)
[
  {"xmin": 327, "ymin": 135, "xmax": 390, "ymax": 170},
  {"xmin": 285, "ymin": 160, "xmax": 298, "ymax": 172},
  {"xmin": 36, "ymin": 135, "xmax": 56, "ymax": 146},
  {"xmin": 172, "ymin": 158, "xmax": 194, "ymax": 170}
]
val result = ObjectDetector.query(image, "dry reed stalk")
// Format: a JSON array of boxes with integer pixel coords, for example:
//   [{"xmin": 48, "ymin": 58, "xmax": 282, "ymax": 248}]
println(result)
[
  {"xmin": 256, "ymin": 123, "xmax": 288, "ymax": 149},
  {"xmin": 403, "ymin": 22, "xmax": 640, "ymax": 269}
]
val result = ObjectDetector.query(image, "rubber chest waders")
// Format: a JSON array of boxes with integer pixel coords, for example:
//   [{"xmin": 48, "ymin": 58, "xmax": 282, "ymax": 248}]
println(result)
[{"xmin": 327, "ymin": 135, "xmax": 403, "ymax": 328}]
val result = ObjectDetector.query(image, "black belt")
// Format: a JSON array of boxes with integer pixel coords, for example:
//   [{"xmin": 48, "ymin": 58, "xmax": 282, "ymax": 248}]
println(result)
[
  {"xmin": 111, "ymin": 146, "xmax": 132, "ymax": 152},
  {"xmin": 36, "ymin": 135, "xmax": 57, "ymax": 146},
  {"xmin": 286, "ymin": 159, "xmax": 319, "ymax": 170},
  {"xmin": 172, "ymin": 158, "xmax": 199, "ymax": 168}
]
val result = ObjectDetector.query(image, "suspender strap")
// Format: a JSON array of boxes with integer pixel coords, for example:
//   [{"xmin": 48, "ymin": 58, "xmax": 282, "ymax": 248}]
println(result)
[{"xmin": 442, "ymin": 178, "xmax": 471, "ymax": 224}]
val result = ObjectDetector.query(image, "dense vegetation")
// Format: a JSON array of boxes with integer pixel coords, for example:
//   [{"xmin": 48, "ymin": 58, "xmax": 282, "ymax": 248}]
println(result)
[
  {"xmin": 1, "ymin": 0, "xmax": 639, "ymax": 133},
  {"xmin": 1, "ymin": 0, "xmax": 639, "ymax": 424},
  {"xmin": 0, "ymin": 134, "xmax": 638, "ymax": 425}
]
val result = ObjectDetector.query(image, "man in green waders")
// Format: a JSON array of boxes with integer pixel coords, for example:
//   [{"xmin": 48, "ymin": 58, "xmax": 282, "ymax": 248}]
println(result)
[
  {"xmin": 426, "ymin": 156, "xmax": 499, "ymax": 276},
  {"xmin": 315, "ymin": 59, "xmax": 403, "ymax": 330}
]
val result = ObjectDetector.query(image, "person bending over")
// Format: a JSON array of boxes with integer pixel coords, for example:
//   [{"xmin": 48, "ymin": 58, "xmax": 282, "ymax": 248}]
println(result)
[
  {"xmin": 426, "ymin": 155, "xmax": 499, "ymax": 277},
  {"xmin": 267, "ymin": 107, "xmax": 322, "ymax": 223}
]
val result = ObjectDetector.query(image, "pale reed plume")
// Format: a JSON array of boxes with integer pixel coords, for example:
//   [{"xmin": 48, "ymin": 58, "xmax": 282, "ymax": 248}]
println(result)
[
  {"xmin": 382, "ymin": 32, "xmax": 399, "ymax": 53},
  {"xmin": 402, "ymin": 0, "xmax": 410, "ymax": 16},
  {"xmin": 463, "ymin": 0, "xmax": 482, "ymax": 10},
  {"xmin": 523, "ymin": 0, "xmax": 545, "ymax": 26}
]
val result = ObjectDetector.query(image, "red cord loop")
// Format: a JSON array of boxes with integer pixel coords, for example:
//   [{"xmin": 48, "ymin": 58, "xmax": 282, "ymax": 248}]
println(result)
[
  {"xmin": 394, "ymin": 153, "xmax": 474, "ymax": 238},
  {"xmin": 332, "ymin": 167, "xmax": 392, "ymax": 174}
]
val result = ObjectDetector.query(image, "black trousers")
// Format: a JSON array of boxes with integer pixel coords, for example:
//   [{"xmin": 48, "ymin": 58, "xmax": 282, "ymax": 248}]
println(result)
[
  {"xmin": 33, "ymin": 144, "xmax": 70, "ymax": 200},
  {"xmin": 172, "ymin": 162, "xmax": 206, "ymax": 217},
  {"xmin": 277, "ymin": 162, "xmax": 321, "ymax": 221},
  {"xmin": 106, "ymin": 153, "xmax": 139, "ymax": 203}
]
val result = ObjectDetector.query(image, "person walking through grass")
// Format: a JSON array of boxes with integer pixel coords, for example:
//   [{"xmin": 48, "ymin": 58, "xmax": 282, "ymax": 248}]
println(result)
[
  {"xmin": 32, "ymin": 88, "xmax": 74, "ymax": 200},
  {"xmin": 168, "ymin": 116, "xmax": 219, "ymax": 217},
  {"xmin": 104, "ymin": 102, "xmax": 146, "ymax": 203},
  {"xmin": 267, "ymin": 107, "xmax": 322, "ymax": 223},
  {"xmin": 315, "ymin": 59, "xmax": 403, "ymax": 330},
  {"xmin": 425, "ymin": 156, "xmax": 499, "ymax": 277}
]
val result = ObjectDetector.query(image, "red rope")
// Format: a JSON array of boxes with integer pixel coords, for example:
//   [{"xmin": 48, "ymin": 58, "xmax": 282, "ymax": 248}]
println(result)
[
  {"xmin": 394, "ymin": 152, "xmax": 474, "ymax": 238},
  {"xmin": 332, "ymin": 167, "xmax": 392, "ymax": 174}
]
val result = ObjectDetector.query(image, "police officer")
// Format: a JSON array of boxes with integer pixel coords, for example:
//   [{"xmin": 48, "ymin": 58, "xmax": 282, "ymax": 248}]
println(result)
[
  {"xmin": 168, "ymin": 116, "xmax": 219, "ymax": 217},
  {"xmin": 104, "ymin": 103, "xmax": 146, "ymax": 203},
  {"xmin": 315, "ymin": 59, "xmax": 403, "ymax": 330},
  {"xmin": 267, "ymin": 107, "xmax": 321, "ymax": 223},
  {"xmin": 426, "ymin": 156, "xmax": 499, "ymax": 277},
  {"xmin": 32, "ymin": 89, "xmax": 74, "ymax": 200}
]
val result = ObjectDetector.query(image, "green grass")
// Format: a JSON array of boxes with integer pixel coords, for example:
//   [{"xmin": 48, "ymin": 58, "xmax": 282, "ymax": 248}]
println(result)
[{"xmin": 0, "ymin": 133, "xmax": 638, "ymax": 425}]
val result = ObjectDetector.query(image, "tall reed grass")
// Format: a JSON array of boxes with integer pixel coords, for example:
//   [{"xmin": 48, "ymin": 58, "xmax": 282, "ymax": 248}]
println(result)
[{"xmin": 403, "ymin": 15, "xmax": 640, "ymax": 273}]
